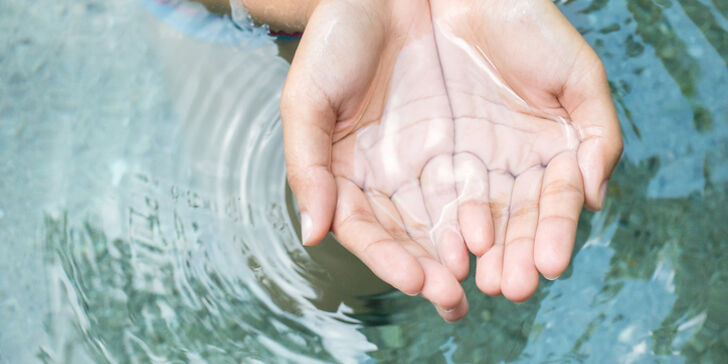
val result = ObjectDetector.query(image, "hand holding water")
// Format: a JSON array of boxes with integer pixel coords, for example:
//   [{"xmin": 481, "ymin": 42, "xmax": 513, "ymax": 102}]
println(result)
[
  {"xmin": 281, "ymin": 0, "xmax": 470, "ymax": 321},
  {"xmin": 428, "ymin": 0, "xmax": 623, "ymax": 301},
  {"xmin": 234, "ymin": 0, "xmax": 623, "ymax": 321}
]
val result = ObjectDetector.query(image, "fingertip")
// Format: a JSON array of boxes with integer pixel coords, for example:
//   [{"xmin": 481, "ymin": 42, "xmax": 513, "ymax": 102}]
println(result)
[
  {"xmin": 458, "ymin": 202, "xmax": 494, "ymax": 256},
  {"xmin": 577, "ymin": 148, "xmax": 601, "ymax": 211},
  {"xmin": 418, "ymin": 257, "xmax": 464, "ymax": 310},
  {"xmin": 502, "ymin": 284, "xmax": 537, "ymax": 303},
  {"xmin": 367, "ymin": 240, "xmax": 426, "ymax": 296},
  {"xmin": 583, "ymin": 176, "xmax": 605, "ymax": 213},
  {"xmin": 298, "ymin": 214, "xmax": 331, "ymax": 246},
  {"xmin": 436, "ymin": 297, "xmax": 469, "ymax": 323},
  {"xmin": 437, "ymin": 230, "xmax": 470, "ymax": 282},
  {"xmin": 437, "ymin": 284, "xmax": 465, "ymax": 311},
  {"xmin": 534, "ymin": 223, "xmax": 574, "ymax": 280},
  {"xmin": 475, "ymin": 272, "xmax": 501, "ymax": 296},
  {"xmin": 501, "ymin": 241, "xmax": 539, "ymax": 303},
  {"xmin": 300, "ymin": 211, "xmax": 314, "ymax": 246},
  {"xmin": 598, "ymin": 180, "xmax": 608, "ymax": 209},
  {"xmin": 578, "ymin": 138, "xmax": 621, "ymax": 211},
  {"xmin": 544, "ymin": 273, "xmax": 561, "ymax": 281},
  {"xmin": 291, "ymin": 167, "xmax": 337, "ymax": 246},
  {"xmin": 501, "ymin": 265, "xmax": 539, "ymax": 303},
  {"xmin": 392, "ymin": 253, "xmax": 426, "ymax": 296},
  {"xmin": 534, "ymin": 252, "xmax": 569, "ymax": 281},
  {"xmin": 474, "ymin": 247, "xmax": 503, "ymax": 296}
]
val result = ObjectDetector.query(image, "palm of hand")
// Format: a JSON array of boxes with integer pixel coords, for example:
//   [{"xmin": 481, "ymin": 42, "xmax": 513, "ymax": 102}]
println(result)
[
  {"xmin": 283, "ymin": 0, "xmax": 621, "ymax": 320},
  {"xmin": 429, "ymin": 0, "xmax": 600, "ymax": 301}
]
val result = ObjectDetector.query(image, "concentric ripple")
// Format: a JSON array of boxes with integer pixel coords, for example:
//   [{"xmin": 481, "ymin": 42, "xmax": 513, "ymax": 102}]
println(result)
[
  {"xmin": 2, "ymin": 0, "xmax": 728, "ymax": 363},
  {"xmin": 2, "ymin": 0, "xmax": 382, "ymax": 362}
]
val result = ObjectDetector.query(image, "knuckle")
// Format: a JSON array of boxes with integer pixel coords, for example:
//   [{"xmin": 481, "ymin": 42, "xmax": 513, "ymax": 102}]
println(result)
[
  {"xmin": 285, "ymin": 168, "xmax": 308, "ymax": 189},
  {"xmin": 539, "ymin": 214, "xmax": 577, "ymax": 225},
  {"xmin": 542, "ymin": 179, "xmax": 582, "ymax": 198},
  {"xmin": 335, "ymin": 205, "xmax": 377, "ymax": 231},
  {"xmin": 506, "ymin": 236, "xmax": 533, "ymax": 246},
  {"xmin": 510, "ymin": 200, "xmax": 539, "ymax": 218}
]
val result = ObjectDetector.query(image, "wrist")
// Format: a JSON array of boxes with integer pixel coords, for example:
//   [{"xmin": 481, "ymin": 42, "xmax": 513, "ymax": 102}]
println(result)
[{"xmin": 239, "ymin": 0, "xmax": 322, "ymax": 31}]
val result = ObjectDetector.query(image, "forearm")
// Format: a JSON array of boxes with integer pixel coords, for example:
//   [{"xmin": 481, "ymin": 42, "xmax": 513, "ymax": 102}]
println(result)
[
  {"xmin": 238, "ymin": 0, "xmax": 320, "ymax": 31},
  {"xmin": 194, "ymin": 0, "xmax": 230, "ymax": 14}
]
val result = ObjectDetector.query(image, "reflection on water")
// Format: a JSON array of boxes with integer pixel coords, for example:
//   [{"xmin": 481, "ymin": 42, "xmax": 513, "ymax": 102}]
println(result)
[
  {"xmin": 41, "ymin": 174, "xmax": 372, "ymax": 363},
  {"xmin": 1, "ymin": 0, "xmax": 727, "ymax": 362}
]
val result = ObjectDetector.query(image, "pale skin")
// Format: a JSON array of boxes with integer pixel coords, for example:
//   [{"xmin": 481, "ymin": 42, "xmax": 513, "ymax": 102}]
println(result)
[{"xmin": 210, "ymin": 0, "xmax": 623, "ymax": 322}]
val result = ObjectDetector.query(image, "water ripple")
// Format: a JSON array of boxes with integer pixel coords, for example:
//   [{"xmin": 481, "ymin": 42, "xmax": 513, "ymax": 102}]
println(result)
[
  {"xmin": 2, "ymin": 0, "xmax": 728, "ymax": 363},
  {"xmin": 28, "ymin": 1, "xmax": 378, "ymax": 362}
]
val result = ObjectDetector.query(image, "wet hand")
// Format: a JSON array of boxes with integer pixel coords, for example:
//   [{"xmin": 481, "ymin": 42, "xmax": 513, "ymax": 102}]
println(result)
[
  {"xmin": 430, "ymin": 0, "xmax": 623, "ymax": 301},
  {"xmin": 282, "ymin": 0, "xmax": 623, "ymax": 319},
  {"xmin": 281, "ymin": 0, "xmax": 469, "ymax": 321}
]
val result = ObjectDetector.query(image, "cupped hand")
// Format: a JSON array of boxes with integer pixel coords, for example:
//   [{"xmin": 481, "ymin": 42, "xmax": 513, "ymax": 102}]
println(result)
[
  {"xmin": 281, "ymin": 0, "xmax": 468, "ymax": 321},
  {"xmin": 430, "ymin": 0, "xmax": 623, "ymax": 301},
  {"xmin": 282, "ymin": 0, "xmax": 623, "ymax": 320}
]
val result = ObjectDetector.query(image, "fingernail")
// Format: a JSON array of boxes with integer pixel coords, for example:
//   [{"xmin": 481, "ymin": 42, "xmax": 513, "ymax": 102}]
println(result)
[
  {"xmin": 599, "ymin": 180, "xmax": 608, "ymax": 207},
  {"xmin": 437, "ymin": 305, "xmax": 455, "ymax": 313},
  {"xmin": 545, "ymin": 274, "xmax": 561, "ymax": 281},
  {"xmin": 300, "ymin": 212, "xmax": 312, "ymax": 245}
]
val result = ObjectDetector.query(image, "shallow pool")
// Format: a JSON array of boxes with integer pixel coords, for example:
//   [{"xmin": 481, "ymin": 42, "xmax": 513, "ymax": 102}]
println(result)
[{"xmin": 1, "ymin": 0, "xmax": 727, "ymax": 362}]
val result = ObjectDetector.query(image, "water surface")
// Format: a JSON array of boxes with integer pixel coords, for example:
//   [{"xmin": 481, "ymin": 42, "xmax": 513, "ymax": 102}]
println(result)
[{"xmin": 1, "ymin": 0, "xmax": 727, "ymax": 362}]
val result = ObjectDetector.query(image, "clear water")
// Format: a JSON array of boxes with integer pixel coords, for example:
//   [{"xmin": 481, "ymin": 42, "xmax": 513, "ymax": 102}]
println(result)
[{"xmin": 1, "ymin": 0, "xmax": 727, "ymax": 363}]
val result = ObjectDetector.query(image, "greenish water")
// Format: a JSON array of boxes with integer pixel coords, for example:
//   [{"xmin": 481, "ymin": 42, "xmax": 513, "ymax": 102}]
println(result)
[{"xmin": 1, "ymin": 0, "xmax": 727, "ymax": 363}]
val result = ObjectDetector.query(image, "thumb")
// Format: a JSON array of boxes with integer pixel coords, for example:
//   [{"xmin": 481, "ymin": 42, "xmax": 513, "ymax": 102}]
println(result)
[
  {"xmin": 281, "ymin": 1, "xmax": 388, "ymax": 245},
  {"xmin": 561, "ymin": 56, "xmax": 623, "ymax": 211},
  {"xmin": 281, "ymin": 50, "xmax": 337, "ymax": 246}
]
